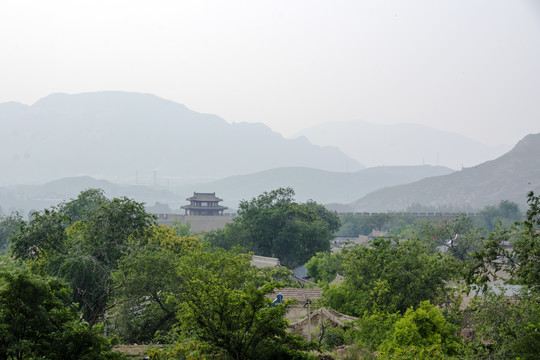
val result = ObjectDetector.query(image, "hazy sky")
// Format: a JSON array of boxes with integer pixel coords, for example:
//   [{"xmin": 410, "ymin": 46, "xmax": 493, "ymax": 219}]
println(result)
[{"xmin": 1, "ymin": 0, "xmax": 539, "ymax": 146}]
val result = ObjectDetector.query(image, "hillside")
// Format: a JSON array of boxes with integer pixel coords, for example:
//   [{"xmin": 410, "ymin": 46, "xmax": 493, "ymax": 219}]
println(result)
[
  {"xmin": 295, "ymin": 121, "xmax": 511, "ymax": 170},
  {"xmin": 0, "ymin": 177, "xmax": 184, "ymax": 214},
  {"xmin": 0, "ymin": 166, "xmax": 453, "ymax": 215},
  {"xmin": 0, "ymin": 92, "xmax": 362, "ymax": 185},
  {"xmin": 184, "ymin": 165, "xmax": 454, "ymax": 207},
  {"xmin": 348, "ymin": 133, "xmax": 540, "ymax": 212}
]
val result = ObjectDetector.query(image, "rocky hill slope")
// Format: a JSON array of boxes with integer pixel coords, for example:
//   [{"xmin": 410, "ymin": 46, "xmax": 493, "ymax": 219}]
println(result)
[{"xmin": 348, "ymin": 133, "xmax": 540, "ymax": 211}]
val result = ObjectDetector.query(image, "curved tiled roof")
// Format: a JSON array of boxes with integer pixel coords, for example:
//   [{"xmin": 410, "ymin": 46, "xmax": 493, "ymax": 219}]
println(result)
[{"xmin": 186, "ymin": 192, "xmax": 223, "ymax": 202}]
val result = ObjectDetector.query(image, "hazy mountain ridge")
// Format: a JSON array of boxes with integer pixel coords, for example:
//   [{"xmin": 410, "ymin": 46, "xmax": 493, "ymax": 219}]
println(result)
[
  {"xmin": 295, "ymin": 121, "xmax": 512, "ymax": 170},
  {"xmin": 0, "ymin": 166, "xmax": 454, "ymax": 215},
  {"xmin": 186, "ymin": 165, "xmax": 454, "ymax": 207},
  {"xmin": 0, "ymin": 176, "xmax": 184, "ymax": 215},
  {"xmin": 348, "ymin": 133, "xmax": 540, "ymax": 212},
  {"xmin": 0, "ymin": 91, "xmax": 363, "ymax": 185}
]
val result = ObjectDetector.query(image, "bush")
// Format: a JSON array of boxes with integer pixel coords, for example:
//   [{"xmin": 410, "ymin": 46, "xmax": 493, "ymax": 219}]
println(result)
[{"xmin": 378, "ymin": 301, "xmax": 463, "ymax": 358}]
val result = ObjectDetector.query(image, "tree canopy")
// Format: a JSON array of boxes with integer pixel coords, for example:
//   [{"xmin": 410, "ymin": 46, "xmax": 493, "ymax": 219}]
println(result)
[
  {"xmin": 322, "ymin": 237, "xmax": 458, "ymax": 316},
  {"xmin": 468, "ymin": 191, "xmax": 540, "ymax": 291},
  {"xmin": 0, "ymin": 264, "xmax": 123, "ymax": 360},
  {"xmin": 4, "ymin": 186, "xmax": 538, "ymax": 359},
  {"xmin": 378, "ymin": 301, "xmax": 463, "ymax": 359},
  {"xmin": 207, "ymin": 187, "xmax": 340, "ymax": 268},
  {"xmin": 170, "ymin": 248, "xmax": 314, "ymax": 360},
  {"xmin": 111, "ymin": 226, "xmax": 201, "ymax": 343},
  {"xmin": 0, "ymin": 211, "xmax": 23, "ymax": 254},
  {"xmin": 9, "ymin": 191, "xmax": 156, "ymax": 326}
]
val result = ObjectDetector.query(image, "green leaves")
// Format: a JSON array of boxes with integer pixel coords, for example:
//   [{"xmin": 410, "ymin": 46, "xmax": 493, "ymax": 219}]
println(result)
[
  {"xmin": 208, "ymin": 187, "xmax": 340, "ymax": 268},
  {"xmin": 9, "ymin": 190, "xmax": 158, "ymax": 326},
  {"xmin": 0, "ymin": 211, "xmax": 23, "ymax": 254},
  {"xmin": 323, "ymin": 238, "xmax": 458, "ymax": 316},
  {"xmin": 0, "ymin": 265, "xmax": 122, "ymax": 360},
  {"xmin": 112, "ymin": 244, "xmax": 186, "ymax": 343},
  {"xmin": 305, "ymin": 250, "xmax": 345, "ymax": 283},
  {"xmin": 467, "ymin": 191, "xmax": 540, "ymax": 291},
  {"xmin": 173, "ymin": 248, "xmax": 310, "ymax": 360},
  {"xmin": 378, "ymin": 301, "xmax": 463, "ymax": 359},
  {"xmin": 470, "ymin": 292, "xmax": 540, "ymax": 359},
  {"xmin": 11, "ymin": 208, "xmax": 69, "ymax": 261}
]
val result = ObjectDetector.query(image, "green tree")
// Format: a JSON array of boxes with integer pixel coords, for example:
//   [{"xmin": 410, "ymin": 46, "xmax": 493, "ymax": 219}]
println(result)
[
  {"xmin": 172, "ymin": 220, "xmax": 192, "ymax": 237},
  {"xmin": 323, "ymin": 238, "xmax": 457, "ymax": 316},
  {"xmin": 416, "ymin": 214, "xmax": 473, "ymax": 252},
  {"xmin": 82, "ymin": 197, "xmax": 155, "ymax": 267},
  {"xmin": 468, "ymin": 191, "xmax": 540, "ymax": 291},
  {"xmin": 112, "ymin": 246, "xmax": 182, "ymax": 343},
  {"xmin": 336, "ymin": 213, "xmax": 393, "ymax": 237},
  {"xmin": 346, "ymin": 311, "xmax": 402, "ymax": 353},
  {"xmin": 378, "ymin": 301, "xmax": 462, "ymax": 359},
  {"xmin": 207, "ymin": 188, "xmax": 339, "ymax": 268},
  {"xmin": 60, "ymin": 188, "xmax": 109, "ymax": 223},
  {"xmin": 305, "ymin": 250, "xmax": 345, "ymax": 283},
  {"xmin": 172, "ymin": 248, "xmax": 315, "ymax": 360},
  {"xmin": 10, "ymin": 191, "xmax": 157, "ymax": 326},
  {"xmin": 11, "ymin": 208, "xmax": 69, "ymax": 262},
  {"xmin": 111, "ymin": 226, "xmax": 201, "ymax": 343},
  {"xmin": 476, "ymin": 200, "xmax": 522, "ymax": 230},
  {"xmin": 0, "ymin": 265, "xmax": 124, "ymax": 360},
  {"xmin": 464, "ymin": 192, "xmax": 540, "ymax": 359},
  {"xmin": 0, "ymin": 211, "xmax": 23, "ymax": 254},
  {"xmin": 391, "ymin": 214, "xmax": 481, "ymax": 261},
  {"xmin": 469, "ymin": 292, "xmax": 540, "ymax": 359},
  {"xmin": 57, "ymin": 197, "xmax": 156, "ymax": 325}
]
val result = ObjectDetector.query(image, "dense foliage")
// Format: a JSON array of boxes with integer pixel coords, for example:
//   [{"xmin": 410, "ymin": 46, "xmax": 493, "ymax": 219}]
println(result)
[
  {"xmin": 338, "ymin": 200, "xmax": 522, "ymax": 239},
  {"xmin": 3, "ymin": 187, "xmax": 539, "ymax": 359},
  {"xmin": 336, "ymin": 213, "xmax": 393, "ymax": 237},
  {"xmin": 10, "ymin": 190, "xmax": 156, "ymax": 325},
  {"xmin": 206, "ymin": 187, "xmax": 340, "ymax": 268},
  {"xmin": 111, "ymin": 225, "xmax": 201, "ymax": 342},
  {"xmin": 0, "ymin": 263, "xmax": 124, "ymax": 360},
  {"xmin": 170, "ymin": 248, "xmax": 315, "ymax": 360},
  {"xmin": 378, "ymin": 301, "xmax": 463, "ymax": 359},
  {"xmin": 322, "ymin": 238, "xmax": 458, "ymax": 316},
  {"xmin": 0, "ymin": 211, "xmax": 23, "ymax": 254},
  {"xmin": 467, "ymin": 191, "xmax": 540, "ymax": 290}
]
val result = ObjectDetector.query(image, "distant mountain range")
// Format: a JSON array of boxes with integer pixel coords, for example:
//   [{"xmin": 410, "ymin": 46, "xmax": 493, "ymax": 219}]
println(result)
[
  {"xmin": 295, "ymin": 121, "xmax": 511, "ymax": 170},
  {"xmin": 0, "ymin": 166, "xmax": 453, "ymax": 215},
  {"xmin": 0, "ymin": 176, "xmax": 184, "ymax": 214},
  {"xmin": 0, "ymin": 91, "xmax": 362, "ymax": 185},
  {"xmin": 183, "ymin": 165, "xmax": 454, "ymax": 208},
  {"xmin": 345, "ymin": 133, "xmax": 540, "ymax": 212},
  {"xmin": 1, "ymin": 91, "xmax": 536, "ymax": 215},
  {"xmin": 2, "ymin": 130, "xmax": 537, "ymax": 215}
]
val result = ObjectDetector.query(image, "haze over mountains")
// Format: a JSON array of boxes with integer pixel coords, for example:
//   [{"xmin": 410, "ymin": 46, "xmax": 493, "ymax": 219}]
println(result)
[
  {"xmin": 0, "ymin": 91, "xmax": 362, "ymax": 185},
  {"xmin": 0, "ymin": 91, "xmax": 536, "ymax": 215},
  {"xmin": 0, "ymin": 166, "xmax": 454, "ymax": 214},
  {"xmin": 186, "ymin": 165, "xmax": 454, "ymax": 207},
  {"xmin": 345, "ymin": 133, "xmax": 540, "ymax": 212},
  {"xmin": 295, "ymin": 121, "xmax": 511, "ymax": 170}
]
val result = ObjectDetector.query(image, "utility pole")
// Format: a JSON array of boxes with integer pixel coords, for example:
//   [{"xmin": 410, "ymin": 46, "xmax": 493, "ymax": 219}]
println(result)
[{"xmin": 306, "ymin": 299, "xmax": 312, "ymax": 341}]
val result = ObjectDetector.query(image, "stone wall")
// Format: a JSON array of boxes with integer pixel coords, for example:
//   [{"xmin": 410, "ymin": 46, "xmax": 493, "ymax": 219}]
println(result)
[{"xmin": 155, "ymin": 214, "xmax": 235, "ymax": 233}]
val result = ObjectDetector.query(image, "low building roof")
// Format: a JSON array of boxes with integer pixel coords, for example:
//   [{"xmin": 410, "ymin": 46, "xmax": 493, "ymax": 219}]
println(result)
[
  {"xmin": 267, "ymin": 288, "xmax": 323, "ymax": 304},
  {"xmin": 293, "ymin": 265, "xmax": 309, "ymax": 279},
  {"xmin": 251, "ymin": 255, "xmax": 280, "ymax": 268}
]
